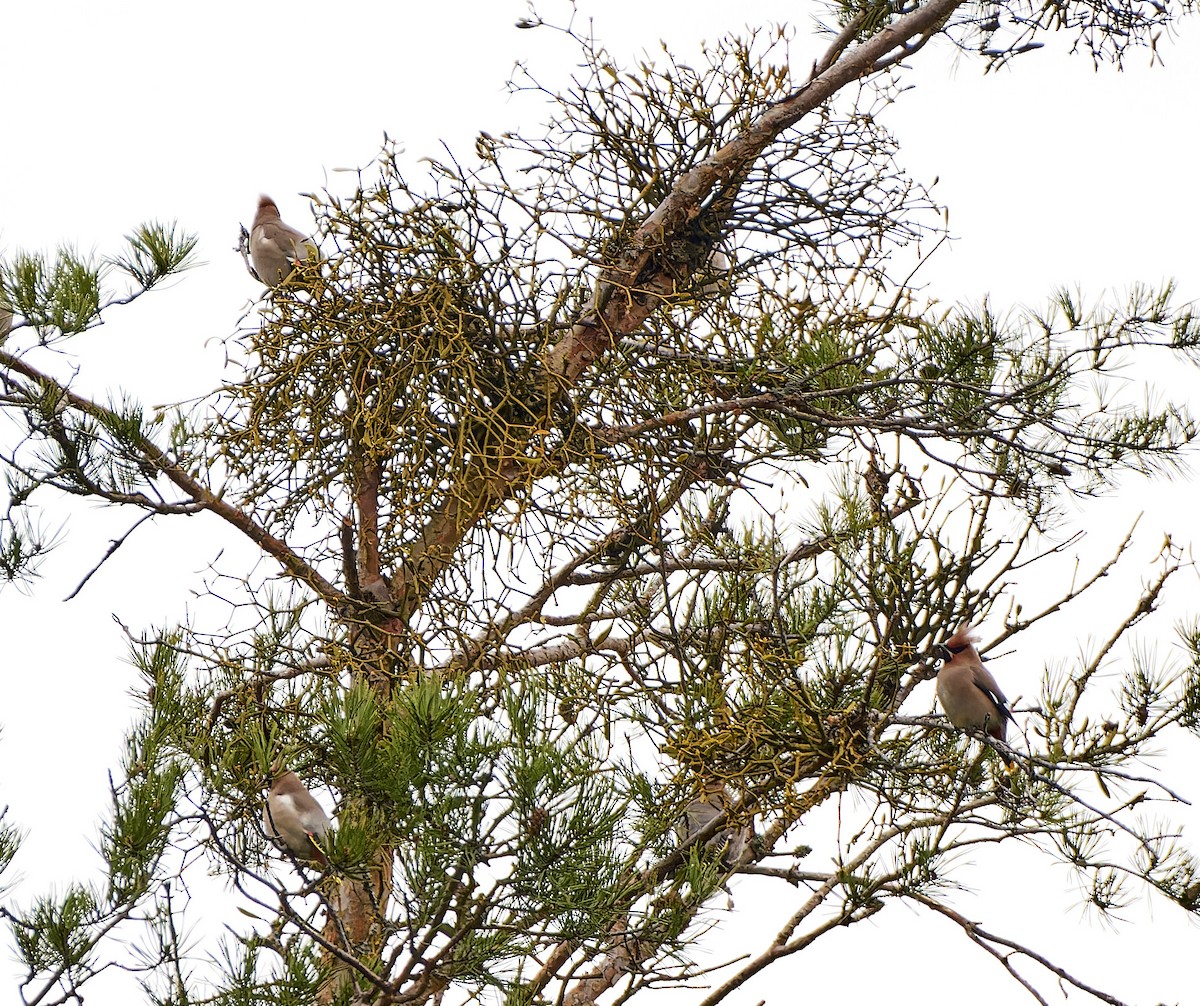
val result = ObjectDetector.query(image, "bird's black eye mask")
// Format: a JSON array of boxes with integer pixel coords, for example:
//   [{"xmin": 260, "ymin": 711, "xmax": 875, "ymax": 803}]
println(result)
[{"xmin": 932, "ymin": 642, "xmax": 972, "ymax": 663}]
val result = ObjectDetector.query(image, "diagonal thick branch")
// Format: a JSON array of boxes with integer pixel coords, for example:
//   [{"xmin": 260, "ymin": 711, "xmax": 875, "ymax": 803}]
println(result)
[{"xmin": 391, "ymin": 0, "xmax": 968, "ymax": 621}]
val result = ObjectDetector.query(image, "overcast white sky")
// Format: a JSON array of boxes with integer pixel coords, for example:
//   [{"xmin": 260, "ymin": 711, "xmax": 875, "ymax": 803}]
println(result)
[{"xmin": 3, "ymin": 2, "xmax": 1199, "ymax": 1004}]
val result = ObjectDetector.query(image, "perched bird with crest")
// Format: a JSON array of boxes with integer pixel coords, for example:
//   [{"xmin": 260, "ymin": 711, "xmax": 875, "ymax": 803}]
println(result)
[
  {"xmin": 263, "ymin": 765, "xmax": 331, "ymax": 866},
  {"xmin": 249, "ymin": 195, "xmax": 317, "ymax": 287},
  {"xmin": 676, "ymin": 778, "xmax": 750, "ymax": 868},
  {"xmin": 934, "ymin": 624, "xmax": 1015, "ymax": 767}
]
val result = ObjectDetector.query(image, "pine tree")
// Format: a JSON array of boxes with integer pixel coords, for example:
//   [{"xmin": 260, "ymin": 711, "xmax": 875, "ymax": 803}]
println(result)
[{"xmin": 3, "ymin": 3, "xmax": 1199, "ymax": 1004}]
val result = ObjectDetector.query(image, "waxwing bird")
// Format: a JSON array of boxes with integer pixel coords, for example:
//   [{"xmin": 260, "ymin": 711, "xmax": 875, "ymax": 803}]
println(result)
[
  {"xmin": 250, "ymin": 195, "xmax": 316, "ymax": 287},
  {"xmin": 0, "ymin": 304, "xmax": 11, "ymax": 339},
  {"xmin": 934, "ymin": 624, "xmax": 1015, "ymax": 766},
  {"xmin": 264, "ymin": 768, "xmax": 331, "ymax": 866},
  {"xmin": 676, "ymin": 779, "xmax": 749, "ymax": 868}
]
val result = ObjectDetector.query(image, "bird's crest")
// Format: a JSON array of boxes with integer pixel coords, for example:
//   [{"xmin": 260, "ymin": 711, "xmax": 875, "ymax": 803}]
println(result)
[{"xmin": 943, "ymin": 623, "xmax": 980, "ymax": 653}]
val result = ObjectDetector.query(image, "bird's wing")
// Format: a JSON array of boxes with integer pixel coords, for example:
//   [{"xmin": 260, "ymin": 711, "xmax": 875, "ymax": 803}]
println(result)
[
  {"xmin": 257, "ymin": 222, "xmax": 303, "ymax": 258},
  {"xmin": 274, "ymin": 221, "xmax": 315, "ymax": 258},
  {"xmin": 971, "ymin": 663, "xmax": 1013, "ymax": 720}
]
